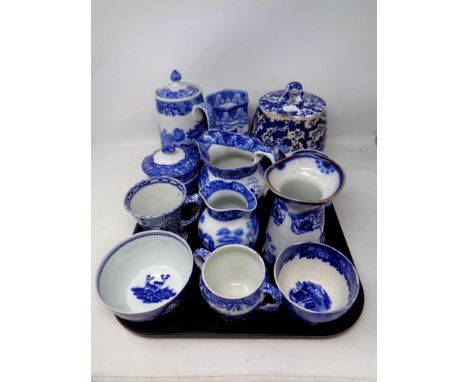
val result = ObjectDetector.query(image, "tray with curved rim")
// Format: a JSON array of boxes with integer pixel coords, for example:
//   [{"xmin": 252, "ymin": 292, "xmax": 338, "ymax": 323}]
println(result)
[{"xmin": 116, "ymin": 196, "xmax": 364, "ymax": 338}]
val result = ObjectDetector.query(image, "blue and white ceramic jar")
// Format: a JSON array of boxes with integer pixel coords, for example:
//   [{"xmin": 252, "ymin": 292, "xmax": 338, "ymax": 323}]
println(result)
[
  {"xmin": 251, "ymin": 82, "xmax": 327, "ymax": 153},
  {"xmin": 141, "ymin": 142, "xmax": 200, "ymax": 196},
  {"xmin": 262, "ymin": 150, "xmax": 345, "ymax": 265},
  {"xmin": 198, "ymin": 180, "xmax": 259, "ymax": 250},
  {"xmin": 206, "ymin": 89, "xmax": 249, "ymax": 135},
  {"xmin": 193, "ymin": 245, "xmax": 282, "ymax": 321},
  {"xmin": 197, "ymin": 130, "xmax": 279, "ymax": 199},
  {"xmin": 156, "ymin": 69, "xmax": 214, "ymax": 144}
]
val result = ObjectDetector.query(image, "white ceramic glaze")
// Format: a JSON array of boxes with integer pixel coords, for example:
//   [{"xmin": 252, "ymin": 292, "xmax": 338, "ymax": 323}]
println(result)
[{"xmin": 96, "ymin": 230, "xmax": 193, "ymax": 322}]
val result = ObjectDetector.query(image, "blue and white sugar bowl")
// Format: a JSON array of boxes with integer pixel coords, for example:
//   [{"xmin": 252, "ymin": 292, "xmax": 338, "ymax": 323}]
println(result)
[
  {"xmin": 274, "ymin": 242, "xmax": 359, "ymax": 325},
  {"xmin": 252, "ymin": 81, "xmax": 327, "ymax": 153},
  {"xmin": 156, "ymin": 69, "xmax": 214, "ymax": 144},
  {"xmin": 141, "ymin": 141, "xmax": 200, "ymax": 195}
]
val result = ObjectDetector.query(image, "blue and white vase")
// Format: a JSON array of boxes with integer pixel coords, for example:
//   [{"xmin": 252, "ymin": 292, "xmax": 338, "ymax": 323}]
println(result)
[
  {"xmin": 197, "ymin": 130, "xmax": 279, "ymax": 199},
  {"xmin": 252, "ymin": 82, "xmax": 327, "ymax": 153},
  {"xmin": 206, "ymin": 89, "xmax": 249, "ymax": 135},
  {"xmin": 156, "ymin": 69, "xmax": 214, "ymax": 144},
  {"xmin": 262, "ymin": 150, "xmax": 345, "ymax": 265},
  {"xmin": 193, "ymin": 245, "xmax": 282, "ymax": 321},
  {"xmin": 198, "ymin": 180, "xmax": 259, "ymax": 250}
]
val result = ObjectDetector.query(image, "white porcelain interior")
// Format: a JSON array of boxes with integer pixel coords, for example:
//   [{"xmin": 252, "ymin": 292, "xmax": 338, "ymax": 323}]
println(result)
[
  {"xmin": 276, "ymin": 257, "xmax": 349, "ymax": 312},
  {"xmin": 203, "ymin": 245, "xmax": 264, "ymax": 299},
  {"xmin": 268, "ymin": 157, "xmax": 341, "ymax": 202},
  {"xmin": 130, "ymin": 183, "xmax": 184, "ymax": 216},
  {"xmin": 208, "ymin": 145, "xmax": 256, "ymax": 169},
  {"xmin": 98, "ymin": 232, "xmax": 193, "ymax": 314},
  {"xmin": 207, "ymin": 190, "xmax": 248, "ymax": 210}
]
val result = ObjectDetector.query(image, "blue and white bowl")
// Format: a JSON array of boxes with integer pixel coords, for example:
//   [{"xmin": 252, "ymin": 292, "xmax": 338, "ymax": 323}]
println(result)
[
  {"xmin": 96, "ymin": 230, "xmax": 193, "ymax": 322},
  {"xmin": 274, "ymin": 242, "xmax": 359, "ymax": 325}
]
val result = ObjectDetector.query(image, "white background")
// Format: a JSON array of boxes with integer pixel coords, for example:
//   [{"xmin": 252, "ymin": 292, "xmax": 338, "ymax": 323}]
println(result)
[
  {"xmin": 92, "ymin": 0, "xmax": 376, "ymax": 145},
  {"xmin": 92, "ymin": 0, "xmax": 376, "ymax": 381}
]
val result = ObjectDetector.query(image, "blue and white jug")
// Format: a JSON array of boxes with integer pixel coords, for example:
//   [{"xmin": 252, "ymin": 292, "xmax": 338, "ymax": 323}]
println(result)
[
  {"xmin": 262, "ymin": 150, "xmax": 345, "ymax": 265},
  {"xmin": 156, "ymin": 69, "xmax": 214, "ymax": 144},
  {"xmin": 197, "ymin": 130, "xmax": 279, "ymax": 199},
  {"xmin": 198, "ymin": 180, "xmax": 259, "ymax": 251}
]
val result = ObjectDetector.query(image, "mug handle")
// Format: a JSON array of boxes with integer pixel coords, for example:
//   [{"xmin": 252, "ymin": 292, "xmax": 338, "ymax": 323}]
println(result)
[
  {"xmin": 192, "ymin": 102, "xmax": 214, "ymax": 131},
  {"xmin": 256, "ymin": 282, "xmax": 282, "ymax": 312},
  {"xmin": 181, "ymin": 193, "xmax": 204, "ymax": 228},
  {"xmin": 193, "ymin": 248, "xmax": 211, "ymax": 270}
]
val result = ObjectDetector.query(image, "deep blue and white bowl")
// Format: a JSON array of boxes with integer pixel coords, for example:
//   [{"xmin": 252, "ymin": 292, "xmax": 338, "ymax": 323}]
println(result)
[
  {"xmin": 96, "ymin": 230, "xmax": 193, "ymax": 322},
  {"xmin": 274, "ymin": 242, "xmax": 359, "ymax": 325}
]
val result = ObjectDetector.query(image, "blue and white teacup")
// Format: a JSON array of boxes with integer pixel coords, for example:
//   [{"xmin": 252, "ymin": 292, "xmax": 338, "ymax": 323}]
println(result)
[
  {"xmin": 193, "ymin": 244, "xmax": 282, "ymax": 320},
  {"xmin": 124, "ymin": 176, "xmax": 203, "ymax": 236},
  {"xmin": 274, "ymin": 242, "xmax": 360, "ymax": 325},
  {"xmin": 206, "ymin": 89, "xmax": 249, "ymax": 135}
]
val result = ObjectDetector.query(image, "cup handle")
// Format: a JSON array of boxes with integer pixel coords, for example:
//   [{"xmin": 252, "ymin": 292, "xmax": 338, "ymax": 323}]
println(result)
[
  {"xmin": 192, "ymin": 102, "xmax": 214, "ymax": 131},
  {"xmin": 256, "ymin": 282, "xmax": 282, "ymax": 312},
  {"xmin": 193, "ymin": 248, "xmax": 211, "ymax": 270},
  {"xmin": 181, "ymin": 193, "xmax": 204, "ymax": 228}
]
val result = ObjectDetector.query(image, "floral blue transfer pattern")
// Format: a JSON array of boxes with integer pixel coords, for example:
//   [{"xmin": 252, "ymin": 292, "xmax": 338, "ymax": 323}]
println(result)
[{"xmin": 131, "ymin": 274, "xmax": 176, "ymax": 304}]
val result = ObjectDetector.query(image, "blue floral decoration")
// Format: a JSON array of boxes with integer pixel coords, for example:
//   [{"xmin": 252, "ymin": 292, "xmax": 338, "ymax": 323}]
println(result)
[
  {"xmin": 289, "ymin": 280, "xmax": 332, "ymax": 312},
  {"xmin": 198, "ymin": 227, "xmax": 215, "ymax": 250},
  {"xmin": 290, "ymin": 207, "xmax": 324, "ymax": 234},
  {"xmin": 131, "ymin": 274, "xmax": 176, "ymax": 304},
  {"xmin": 271, "ymin": 198, "xmax": 287, "ymax": 225},
  {"xmin": 315, "ymin": 158, "xmax": 336, "ymax": 174}
]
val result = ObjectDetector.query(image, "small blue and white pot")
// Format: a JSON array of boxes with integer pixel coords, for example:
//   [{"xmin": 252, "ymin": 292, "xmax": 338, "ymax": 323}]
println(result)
[
  {"xmin": 274, "ymin": 242, "xmax": 360, "ymax": 325},
  {"xmin": 141, "ymin": 140, "xmax": 200, "ymax": 196},
  {"xmin": 252, "ymin": 81, "xmax": 327, "ymax": 153},
  {"xmin": 156, "ymin": 69, "xmax": 214, "ymax": 144},
  {"xmin": 193, "ymin": 245, "xmax": 282, "ymax": 320},
  {"xmin": 198, "ymin": 180, "xmax": 259, "ymax": 250},
  {"xmin": 206, "ymin": 89, "xmax": 249, "ymax": 135},
  {"xmin": 262, "ymin": 150, "xmax": 345, "ymax": 265},
  {"xmin": 197, "ymin": 129, "xmax": 279, "ymax": 199},
  {"xmin": 96, "ymin": 230, "xmax": 193, "ymax": 322},
  {"xmin": 124, "ymin": 176, "xmax": 203, "ymax": 236}
]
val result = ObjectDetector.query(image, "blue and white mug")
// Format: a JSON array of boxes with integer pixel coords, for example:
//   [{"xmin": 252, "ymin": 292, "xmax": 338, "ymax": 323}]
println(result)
[
  {"xmin": 193, "ymin": 244, "xmax": 282, "ymax": 320},
  {"xmin": 124, "ymin": 176, "xmax": 203, "ymax": 236}
]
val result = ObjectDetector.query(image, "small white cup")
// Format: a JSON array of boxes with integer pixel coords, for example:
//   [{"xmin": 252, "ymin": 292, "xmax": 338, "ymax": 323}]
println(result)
[{"xmin": 193, "ymin": 245, "xmax": 282, "ymax": 320}]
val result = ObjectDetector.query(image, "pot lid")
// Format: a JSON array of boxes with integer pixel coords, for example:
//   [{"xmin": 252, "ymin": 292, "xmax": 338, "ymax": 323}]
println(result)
[
  {"xmin": 141, "ymin": 143, "xmax": 200, "ymax": 179},
  {"xmin": 259, "ymin": 82, "xmax": 326, "ymax": 119},
  {"xmin": 155, "ymin": 69, "xmax": 201, "ymax": 100}
]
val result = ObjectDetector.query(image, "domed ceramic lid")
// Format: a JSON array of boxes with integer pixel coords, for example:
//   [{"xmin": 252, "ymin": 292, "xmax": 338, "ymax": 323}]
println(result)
[
  {"xmin": 141, "ymin": 144, "xmax": 200, "ymax": 181},
  {"xmin": 259, "ymin": 81, "xmax": 326, "ymax": 119},
  {"xmin": 155, "ymin": 69, "xmax": 201, "ymax": 100}
]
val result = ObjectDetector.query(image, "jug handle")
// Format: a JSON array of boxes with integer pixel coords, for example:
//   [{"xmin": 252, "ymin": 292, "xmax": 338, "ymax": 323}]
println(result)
[
  {"xmin": 181, "ymin": 193, "xmax": 204, "ymax": 228},
  {"xmin": 192, "ymin": 102, "xmax": 214, "ymax": 131}
]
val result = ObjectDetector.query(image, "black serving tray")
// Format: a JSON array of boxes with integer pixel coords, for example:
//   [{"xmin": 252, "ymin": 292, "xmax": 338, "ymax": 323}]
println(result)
[{"xmin": 116, "ymin": 195, "xmax": 364, "ymax": 338}]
